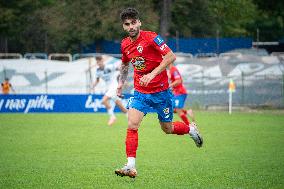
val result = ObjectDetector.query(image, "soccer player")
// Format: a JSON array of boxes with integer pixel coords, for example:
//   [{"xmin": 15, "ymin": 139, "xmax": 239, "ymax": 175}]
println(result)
[
  {"xmin": 115, "ymin": 8, "xmax": 203, "ymax": 178},
  {"xmin": 1, "ymin": 78, "xmax": 15, "ymax": 94},
  {"xmin": 168, "ymin": 63, "xmax": 195, "ymax": 125},
  {"xmin": 92, "ymin": 55, "xmax": 128, "ymax": 126}
]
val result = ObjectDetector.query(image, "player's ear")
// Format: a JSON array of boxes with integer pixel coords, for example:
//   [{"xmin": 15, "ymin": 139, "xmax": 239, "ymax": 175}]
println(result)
[{"xmin": 138, "ymin": 20, "xmax": 141, "ymax": 27}]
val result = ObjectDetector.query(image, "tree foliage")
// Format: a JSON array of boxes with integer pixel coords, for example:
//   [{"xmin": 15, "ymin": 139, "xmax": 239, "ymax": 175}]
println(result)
[
  {"xmin": 32, "ymin": 0, "xmax": 159, "ymax": 53},
  {"xmin": 209, "ymin": 0, "xmax": 257, "ymax": 37},
  {"xmin": 0, "ymin": 0, "xmax": 283, "ymax": 53},
  {"xmin": 171, "ymin": 0, "xmax": 217, "ymax": 38},
  {"xmin": 0, "ymin": 0, "xmax": 54, "ymax": 51},
  {"xmin": 250, "ymin": 0, "xmax": 284, "ymax": 41}
]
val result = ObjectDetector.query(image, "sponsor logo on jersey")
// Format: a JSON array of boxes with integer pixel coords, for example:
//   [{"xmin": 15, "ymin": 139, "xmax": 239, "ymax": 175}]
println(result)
[
  {"xmin": 160, "ymin": 44, "xmax": 168, "ymax": 51},
  {"xmin": 163, "ymin": 107, "xmax": 170, "ymax": 115},
  {"xmin": 154, "ymin": 35, "xmax": 164, "ymax": 46},
  {"xmin": 137, "ymin": 45, "xmax": 143, "ymax": 53},
  {"xmin": 164, "ymin": 114, "xmax": 170, "ymax": 119},
  {"xmin": 130, "ymin": 57, "xmax": 146, "ymax": 70}
]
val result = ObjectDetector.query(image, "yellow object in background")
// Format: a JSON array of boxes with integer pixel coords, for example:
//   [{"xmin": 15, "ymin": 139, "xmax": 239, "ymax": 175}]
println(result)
[{"xmin": 228, "ymin": 79, "xmax": 236, "ymax": 92}]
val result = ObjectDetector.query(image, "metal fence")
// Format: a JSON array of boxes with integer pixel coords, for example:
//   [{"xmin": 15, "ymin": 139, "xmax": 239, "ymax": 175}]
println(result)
[
  {"xmin": 1, "ymin": 54, "xmax": 284, "ymax": 109},
  {"xmin": 183, "ymin": 75, "xmax": 284, "ymax": 108}
]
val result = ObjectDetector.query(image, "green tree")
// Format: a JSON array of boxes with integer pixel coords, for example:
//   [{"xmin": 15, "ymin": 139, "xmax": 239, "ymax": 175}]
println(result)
[
  {"xmin": 40, "ymin": 0, "xmax": 159, "ymax": 53},
  {"xmin": 209, "ymin": 0, "xmax": 257, "ymax": 37},
  {"xmin": 0, "ymin": 0, "xmax": 54, "ymax": 52},
  {"xmin": 170, "ymin": 0, "xmax": 217, "ymax": 38},
  {"xmin": 249, "ymin": 0, "xmax": 284, "ymax": 41},
  {"xmin": 1, "ymin": 0, "xmax": 283, "ymax": 53}
]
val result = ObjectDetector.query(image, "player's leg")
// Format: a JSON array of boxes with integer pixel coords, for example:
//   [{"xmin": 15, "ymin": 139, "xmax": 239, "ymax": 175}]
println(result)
[
  {"xmin": 105, "ymin": 83, "xmax": 122, "ymax": 125},
  {"xmin": 115, "ymin": 99, "xmax": 128, "ymax": 113},
  {"xmin": 175, "ymin": 108, "xmax": 191, "ymax": 125},
  {"xmin": 187, "ymin": 108, "xmax": 195, "ymax": 122},
  {"xmin": 115, "ymin": 92, "xmax": 149, "ymax": 178},
  {"xmin": 159, "ymin": 121, "xmax": 203, "ymax": 147},
  {"xmin": 102, "ymin": 95, "xmax": 116, "ymax": 126},
  {"xmin": 115, "ymin": 108, "xmax": 144, "ymax": 178},
  {"xmin": 107, "ymin": 80, "xmax": 127, "ymax": 113},
  {"xmin": 102, "ymin": 95, "xmax": 112, "ymax": 109},
  {"xmin": 155, "ymin": 90, "xmax": 203, "ymax": 147},
  {"xmin": 174, "ymin": 94, "xmax": 190, "ymax": 125}
]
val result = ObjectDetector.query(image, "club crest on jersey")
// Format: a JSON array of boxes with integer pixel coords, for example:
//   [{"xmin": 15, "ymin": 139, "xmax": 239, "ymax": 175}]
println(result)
[
  {"xmin": 163, "ymin": 107, "xmax": 170, "ymax": 115},
  {"xmin": 130, "ymin": 57, "xmax": 146, "ymax": 70},
  {"xmin": 154, "ymin": 35, "xmax": 164, "ymax": 46},
  {"xmin": 137, "ymin": 45, "xmax": 143, "ymax": 53}
]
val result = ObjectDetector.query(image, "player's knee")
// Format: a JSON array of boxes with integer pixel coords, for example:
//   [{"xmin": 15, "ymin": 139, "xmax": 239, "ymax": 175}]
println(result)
[{"xmin": 128, "ymin": 120, "xmax": 139, "ymax": 130}]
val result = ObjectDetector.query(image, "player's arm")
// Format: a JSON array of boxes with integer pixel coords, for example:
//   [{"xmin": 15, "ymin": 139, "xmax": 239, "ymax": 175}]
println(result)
[
  {"xmin": 92, "ymin": 77, "xmax": 100, "ymax": 91},
  {"xmin": 139, "ymin": 51, "xmax": 176, "ymax": 86},
  {"xmin": 117, "ymin": 62, "xmax": 129, "ymax": 97},
  {"xmin": 169, "ymin": 78, "xmax": 182, "ymax": 88}
]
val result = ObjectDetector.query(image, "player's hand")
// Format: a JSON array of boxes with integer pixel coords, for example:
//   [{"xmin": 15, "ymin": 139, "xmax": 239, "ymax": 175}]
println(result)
[
  {"xmin": 117, "ymin": 85, "xmax": 123, "ymax": 98},
  {"xmin": 139, "ymin": 73, "xmax": 155, "ymax": 86}
]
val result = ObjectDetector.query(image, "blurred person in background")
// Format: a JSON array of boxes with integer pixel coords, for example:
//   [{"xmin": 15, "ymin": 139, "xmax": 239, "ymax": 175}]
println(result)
[
  {"xmin": 92, "ymin": 55, "xmax": 128, "ymax": 126},
  {"xmin": 1, "ymin": 78, "xmax": 15, "ymax": 94},
  {"xmin": 115, "ymin": 7, "xmax": 203, "ymax": 178},
  {"xmin": 168, "ymin": 63, "xmax": 195, "ymax": 125}
]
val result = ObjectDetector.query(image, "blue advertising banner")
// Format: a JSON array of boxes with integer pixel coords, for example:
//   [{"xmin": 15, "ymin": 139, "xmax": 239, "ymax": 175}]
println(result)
[{"xmin": 0, "ymin": 94, "xmax": 134, "ymax": 113}]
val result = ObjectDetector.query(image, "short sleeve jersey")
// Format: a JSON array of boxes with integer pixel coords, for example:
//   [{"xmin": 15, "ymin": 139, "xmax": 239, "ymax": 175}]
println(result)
[
  {"xmin": 96, "ymin": 64, "xmax": 119, "ymax": 85},
  {"xmin": 121, "ymin": 30, "xmax": 172, "ymax": 94},
  {"xmin": 169, "ymin": 66, "xmax": 187, "ymax": 95}
]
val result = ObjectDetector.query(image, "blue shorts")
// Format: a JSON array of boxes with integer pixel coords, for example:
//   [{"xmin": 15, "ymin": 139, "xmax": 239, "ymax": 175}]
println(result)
[
  {"xmin": 173, "ymin": 94, "xmax": 187, "ymax": 109},
  {"xmin": 127, "ymin": 89, "xmax": 174, "ymax": 122}
]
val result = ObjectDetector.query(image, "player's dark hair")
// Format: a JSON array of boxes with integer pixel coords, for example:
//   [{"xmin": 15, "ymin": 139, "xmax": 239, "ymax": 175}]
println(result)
[
  {"xmin": 120, "ymin": 8, "xmax": 139, "ymax": 21},
  {"xmin": 96, "ymin": 55, "xmax": 103, "ymax": 61}
]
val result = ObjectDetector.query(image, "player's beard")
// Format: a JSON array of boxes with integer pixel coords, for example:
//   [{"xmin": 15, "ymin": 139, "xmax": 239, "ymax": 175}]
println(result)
[{"xmin": 128, "ymin": 28, "xmax": 139, "ymax": 38}]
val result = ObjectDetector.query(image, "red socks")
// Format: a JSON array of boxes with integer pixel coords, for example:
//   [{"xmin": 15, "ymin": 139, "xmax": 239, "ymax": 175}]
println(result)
[
  {"xmin": 179, "ymin": 109, "xmax": 190, "ymax": 126},
  {"xmin": 125, "ymin": 129, "xmax": 138, "ymax": 158},
  {"xmin": 125, "ymin": 116, "xmax": 190, "ymax": 157},
  {"xmin": 172, "ymin": 121, "xmax": 190, "ymax": 135},
  {"xmin": 180, "ymin": 113, "xmax": 190, "ymax": 126}
]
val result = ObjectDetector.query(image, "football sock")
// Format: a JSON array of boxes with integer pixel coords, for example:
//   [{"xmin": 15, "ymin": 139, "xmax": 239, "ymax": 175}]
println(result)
[
  {"xmin": 172, "ymin": 121, "xmax": 190, "ymax": 135},
  {"xmin": 125, "ymin": 128, "xmax": 138, "ymax": 158},
  {"xmin": 127, "ymin": 157, "xmax": 136, "ymax": 168},
  {"xmin": 180, "ymin": 113, "xmax": 190, "ymax": 125}
]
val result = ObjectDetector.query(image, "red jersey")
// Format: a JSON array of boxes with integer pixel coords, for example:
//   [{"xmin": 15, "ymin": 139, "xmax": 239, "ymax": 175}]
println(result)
[
  {"xmin": 121, "ymin": 30, "xmax": 172, "ymax": 94},
  {"xmin": 169, "ymin": 66, "xmax": 187, "ymax": 95}
]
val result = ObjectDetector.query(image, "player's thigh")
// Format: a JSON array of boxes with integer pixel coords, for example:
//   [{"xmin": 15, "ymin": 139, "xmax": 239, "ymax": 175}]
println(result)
[
  {"xmin": 105, "ymin": 87, "xmax": 117, "ymax": 100},
  {"xmin": 102, "ymin": 95, "xmax": 111, "ymax": 102},
  {"xmin": 153, "ymin": 91, "xmax": 174, "ymax": 123},
  {"xmin": 128, "ymin": 108, "xmax": 144, "ymax": 129}
]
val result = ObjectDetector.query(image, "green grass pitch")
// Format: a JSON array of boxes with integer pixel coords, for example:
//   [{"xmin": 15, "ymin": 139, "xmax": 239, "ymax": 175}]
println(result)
[{"xmin": 0, "ymin": 111, "xmax": 284, "ymax": 189}]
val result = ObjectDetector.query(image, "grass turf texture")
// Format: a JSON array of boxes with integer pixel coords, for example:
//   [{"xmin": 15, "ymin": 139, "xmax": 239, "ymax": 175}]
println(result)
[{"xmin": 0, "ymin": 111, "xmax": 283, "ymax": 189}]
